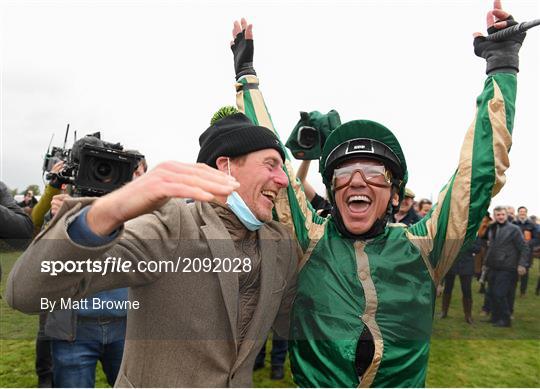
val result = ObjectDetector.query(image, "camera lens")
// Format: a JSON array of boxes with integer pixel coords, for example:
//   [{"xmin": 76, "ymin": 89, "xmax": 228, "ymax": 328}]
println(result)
[
  {"xmin": 298, "ymin": 126, "xmax": 319, "ymax": 149},
  {"xmin": 94, "ymin": 161, "xmax": 114, "ymax": 183}
]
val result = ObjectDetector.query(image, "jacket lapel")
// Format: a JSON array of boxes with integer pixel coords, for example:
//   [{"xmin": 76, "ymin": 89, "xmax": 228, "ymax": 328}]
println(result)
[
  {"xmin": 233, "ymin": 226, "xmax": 278, "ymax": 371},
  {"xmin": 197, "ymin": 202, "xmax": 239, "ymax": 348}
]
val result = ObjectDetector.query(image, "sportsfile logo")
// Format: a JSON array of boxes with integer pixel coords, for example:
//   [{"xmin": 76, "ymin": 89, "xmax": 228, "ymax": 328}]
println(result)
[{"xmin": 40, "ymin": 257, "xmax": 253, "ymax": 276}]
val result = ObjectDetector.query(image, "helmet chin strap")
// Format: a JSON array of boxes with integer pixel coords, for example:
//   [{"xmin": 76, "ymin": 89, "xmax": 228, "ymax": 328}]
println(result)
[{"xmin": 331, "ymin": 186, "xmax": 399, "ymax": 240}]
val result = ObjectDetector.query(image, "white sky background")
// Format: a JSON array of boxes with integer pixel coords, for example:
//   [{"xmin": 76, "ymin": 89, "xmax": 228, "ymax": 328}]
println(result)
[{"xmin": 1, "ymin": 0, "xmax": 539, "ymax": 215}]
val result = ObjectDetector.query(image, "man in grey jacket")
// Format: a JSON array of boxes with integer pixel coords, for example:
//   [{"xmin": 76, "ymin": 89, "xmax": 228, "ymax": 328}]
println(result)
[
  {"xmin": 485, "ymin": 206, "xmax": 528, "ymax": 327},
  {"xmin": 7, "ymin": 113, "xmax": 299, "ymax": 387}
]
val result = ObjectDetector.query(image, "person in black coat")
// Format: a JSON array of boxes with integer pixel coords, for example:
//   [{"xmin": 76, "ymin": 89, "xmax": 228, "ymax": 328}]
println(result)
[
  {"xmin": 513, "ymin": 206, "xmax": 536, "ymax": 296},
  {"xmin": 0, "ymin": 181, "xmax": 33, "ymax": 279},
  {"xmin": 441, "ymin": 215, "xmax": 490, "ymax": 324},
  {"xmin": 484, "ymin": 206, "xmax": 528, "ymax": 327},
  {"xmin": 392, "ymin": 187, "xmax": 420, "ymax": 226}
]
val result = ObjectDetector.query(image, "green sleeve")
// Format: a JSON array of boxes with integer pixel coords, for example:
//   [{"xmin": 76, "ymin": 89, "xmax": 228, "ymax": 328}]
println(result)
[
  {"xmin": 407, "ymin": 73, "xmax": 517, "ymax": 284},
  {"xmin": 235, "ymin": 75, "xmax": 326, "ymax": 251},
  {"xmin": 31, "ymin": 184, "xmax": 61, "ymax": 234}
]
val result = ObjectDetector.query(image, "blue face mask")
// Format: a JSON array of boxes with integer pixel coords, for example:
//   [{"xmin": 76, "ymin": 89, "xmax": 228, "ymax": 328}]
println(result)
[
  {"xmin": 225, "ymin": 157, "xmax": 264, "ymax": 231},
  {"xmin": 226, "ymin": 191, "xmax": 264, "ymax": 231}
]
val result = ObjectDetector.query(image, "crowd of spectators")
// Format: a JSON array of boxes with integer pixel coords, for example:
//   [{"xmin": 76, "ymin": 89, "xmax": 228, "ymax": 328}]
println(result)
[{"xmin": 296, "ymin": 174, "xmax": 540, "ymax": 329}]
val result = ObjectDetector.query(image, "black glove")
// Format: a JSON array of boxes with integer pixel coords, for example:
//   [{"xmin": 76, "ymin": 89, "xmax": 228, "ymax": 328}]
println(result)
[
  {"xmin": 231, "ymin": 30, "xmax": 256, "ymax": 80},
  {"xmin": 474, "ymin": 15, "xmax": 526, "ymax": 75},
  {"xmin": 48, "ymin": 174, "xmax": 62, "ymax": 189}
]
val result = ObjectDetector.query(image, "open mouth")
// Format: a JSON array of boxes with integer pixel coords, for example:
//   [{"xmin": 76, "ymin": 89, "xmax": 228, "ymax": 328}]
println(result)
[
  {"xmin": 347, "ymin": 194, "xmax": 372, "ymax": 213},
  {"xmin": 261, "ymin": 190, "xmax": 277, "ymax": 205}
]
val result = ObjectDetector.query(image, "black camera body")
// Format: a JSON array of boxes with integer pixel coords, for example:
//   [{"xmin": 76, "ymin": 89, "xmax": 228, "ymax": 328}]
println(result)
[
  {"xmin": 44, "ymin": 132, "xmax": 142, "ymax": 197},
  {"xmin": 43, "ymin": 146, "xmax": 70, "ymax": 173},
  {"xmin": 73, "ymin": 142, "xmax": 140, "ymax": 196}
]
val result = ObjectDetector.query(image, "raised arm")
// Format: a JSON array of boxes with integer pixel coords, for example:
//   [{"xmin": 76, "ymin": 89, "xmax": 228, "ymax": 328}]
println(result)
[
  {"xmin": 230, "ymin": 18, "xmax": 326, "ymax": 251},
  {"xmin": 31, "ymin": 161, "xmax": 64, "ymax": 234},
  {"xmin": 407, "ymin": 0, "xmax": 527, "ymax": 285},
  {"xmin": 296, "ymin": 160, "xmax": 317, "ymax": 202}
]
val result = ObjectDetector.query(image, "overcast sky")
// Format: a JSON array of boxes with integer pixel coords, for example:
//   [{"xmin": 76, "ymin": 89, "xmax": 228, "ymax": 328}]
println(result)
[{"xmin": 1, "ymin": 0, "xmax": 538, "ymax": 215}]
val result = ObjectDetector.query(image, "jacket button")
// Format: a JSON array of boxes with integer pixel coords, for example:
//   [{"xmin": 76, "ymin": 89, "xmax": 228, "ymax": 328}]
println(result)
[{"xmin": 359, "ymin": 271, "xmax": 368, "ymax": 280}]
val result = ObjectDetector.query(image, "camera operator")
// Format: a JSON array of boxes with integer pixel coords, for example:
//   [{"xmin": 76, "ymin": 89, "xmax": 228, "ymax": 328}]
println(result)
[
  {"xmin": 42, "ymin": 147, "xmax": 148, "ymax": 388},
  {"xmin": 126, "ymin": 150, "xmax": 147, "ymax": 179},
  {"xmin": 23, "ymin": 161, "xmax": 66, "ymax": 388}
]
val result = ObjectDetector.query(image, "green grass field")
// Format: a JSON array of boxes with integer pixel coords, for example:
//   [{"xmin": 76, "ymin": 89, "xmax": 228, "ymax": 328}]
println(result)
[{"xmin": 1, "ymin": 251, "xmax": 539, "ymax": 387}]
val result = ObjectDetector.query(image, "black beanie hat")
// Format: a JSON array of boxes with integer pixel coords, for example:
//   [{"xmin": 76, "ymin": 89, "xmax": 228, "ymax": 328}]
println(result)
[{"xmin": 197, "ymin": 113, "xmax": 285, "ymax": 168}]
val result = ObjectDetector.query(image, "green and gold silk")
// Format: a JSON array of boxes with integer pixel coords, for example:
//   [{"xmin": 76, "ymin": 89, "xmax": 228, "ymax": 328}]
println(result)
[{"xmin": 236, "ymin": 73, "xmax": 517, "ymax": 387}]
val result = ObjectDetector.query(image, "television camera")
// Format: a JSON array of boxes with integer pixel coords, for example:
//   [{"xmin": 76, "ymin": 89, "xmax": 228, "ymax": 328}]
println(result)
[{"xmin": 43, "ymin": 124, "xmax": 143, "ymax": 197}]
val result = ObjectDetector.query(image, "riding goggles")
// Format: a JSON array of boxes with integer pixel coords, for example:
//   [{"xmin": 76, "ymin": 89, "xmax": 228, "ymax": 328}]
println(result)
[{"xmin": 332, "ymin": 163, "xmax": 393, "ymax": 191}]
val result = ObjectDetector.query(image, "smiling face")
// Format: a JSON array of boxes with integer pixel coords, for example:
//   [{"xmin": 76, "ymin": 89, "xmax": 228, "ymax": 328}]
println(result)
[
  {"xmin": 333, "ymin": 158, "xmax": 399, "ymax": 235},
  {"xmin": 517, "ymin": 207, "xmax": 528, "ymax": 221},
  {"xmin": 219, "ymin": 149, "xmax": 288, "ymax": 222}
]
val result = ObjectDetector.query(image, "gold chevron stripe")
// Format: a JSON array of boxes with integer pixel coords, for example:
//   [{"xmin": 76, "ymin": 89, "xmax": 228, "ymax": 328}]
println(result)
[{"xmin": 354, "ymin": 241, "xmax": 384, "ymax": 388}]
